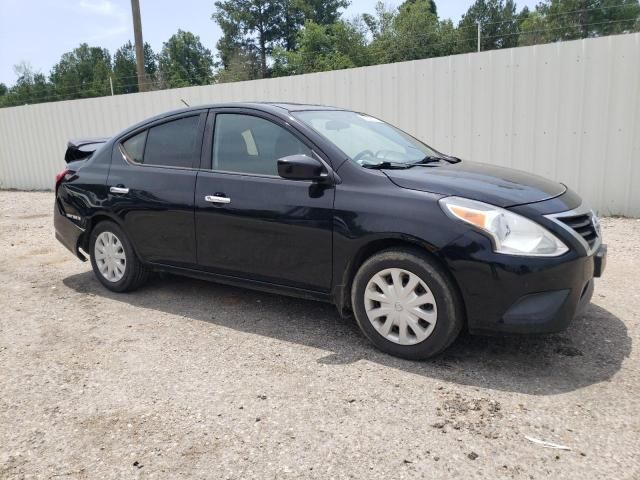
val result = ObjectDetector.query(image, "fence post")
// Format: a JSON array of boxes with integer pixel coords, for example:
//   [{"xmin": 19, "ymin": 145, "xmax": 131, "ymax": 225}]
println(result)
[{"xmin": 477, "ymin": 21, "xmax": 481, "ymax": 52}]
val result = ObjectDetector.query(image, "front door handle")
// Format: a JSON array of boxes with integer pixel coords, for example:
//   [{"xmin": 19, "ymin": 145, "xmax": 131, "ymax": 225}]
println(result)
[
  {"xmin": 110, "ymin": 186, "xmax": 129, "ymax": 194},
  {"xmin": 204, "ymin": 195, "xmax": 231, "ymax": 204}
]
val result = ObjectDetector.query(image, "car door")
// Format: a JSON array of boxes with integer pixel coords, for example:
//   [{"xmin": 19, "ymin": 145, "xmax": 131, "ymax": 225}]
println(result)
[
  {"xmin": 194, "ymin": 109, "xmax": 334, "ymax": 292},
  {"xmin": 107, "ymin": 111, "xmax": 206, "ymax": 267}
]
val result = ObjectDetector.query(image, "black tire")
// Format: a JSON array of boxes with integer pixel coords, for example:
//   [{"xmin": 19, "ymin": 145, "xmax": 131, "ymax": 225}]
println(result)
[
  {"xmin": 351, "ymin": 248, "xmax": 464, "ymax": 360},
  {"xmin": 89, "ymin": 220, "xmax": 149, "ymax": 292}
]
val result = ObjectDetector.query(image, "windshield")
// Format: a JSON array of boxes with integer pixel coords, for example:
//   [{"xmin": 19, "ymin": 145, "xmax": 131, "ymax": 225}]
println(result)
[{"xmin": 293, "ymin": 110, "xmax": 441, "ymax": 166}]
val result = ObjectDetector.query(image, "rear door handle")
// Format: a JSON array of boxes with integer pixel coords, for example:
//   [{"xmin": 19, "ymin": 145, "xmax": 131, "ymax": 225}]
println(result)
[
  {"xmin": 110, "ymin": 186, "xmax": 129, "ymax": 194},
  {"xmin": 204, "ymin": 195, "xmax": 231, "ymax": 204}
]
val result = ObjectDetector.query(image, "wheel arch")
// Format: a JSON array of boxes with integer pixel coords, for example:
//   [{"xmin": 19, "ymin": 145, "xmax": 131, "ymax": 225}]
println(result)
[
  {"xmin": 334, "ymin": 236, "xmax": 466, "ymax": 324},
  {"xmin": 79, "ymin": 212, "xmax": 126, "ymax": 254}
]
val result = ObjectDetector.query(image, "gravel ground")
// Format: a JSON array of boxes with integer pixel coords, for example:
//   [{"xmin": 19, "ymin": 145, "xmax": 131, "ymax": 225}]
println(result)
[{"xmin": 1, "ymin": 190, "xmax": 639, "ymax": 479}]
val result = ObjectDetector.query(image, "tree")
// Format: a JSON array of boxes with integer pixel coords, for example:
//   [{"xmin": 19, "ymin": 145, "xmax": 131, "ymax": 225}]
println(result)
[
  {"xmin": 300, "ymin": 0, "xmax": 350, "ymax": 25},
  {"xmin": 212, "ymin": 0, "xmax": 350, "ymax": 78},
  {"xmin": 517, "ymin": 7, "xmax": 549, "ymax": 46},
  {"xmin": 113, "ymin": 41, "xmax": 158, "ymax": 94},
  {"xmin": 215, "ymin": 48, "xmax": 263, "ymax": 83},
  {"xmin": 363, "ymin": 0, "xmax": 463, "ymax": 64},
  {"xmin": 49, "ymin": 44, "xmax": 112, "ymax": 100},
  {"xmin": 272, "ymin": 19, "xmax": 370, "ymax": 76},
  {"xmin": 0, "ymin": 63, "xmax": 54, "ymax": 106},
  {"xmin": 390, "ymin": 0, "xmax": 457, "ymax": 59},
  {"xmin": 458, "ymin": 0, "xmax": 521, "ymax": 52},
  {"xmin": 400, "ymin": 0, "xmax": 437, "ymax": 16},
  {"xmin": 530, "ymin": 0, "xmax": 640, "ymax": 42},
  {"xmin": 362, "ymin": 2, "xmax": 397, "ymax": 41},
  {"xmin": 213, "ymin": 0, "xmax": 286, "ymax": 77},
  {"xmin": 158, "ymin": 30, "xmax": 214, "ymax": 88}
]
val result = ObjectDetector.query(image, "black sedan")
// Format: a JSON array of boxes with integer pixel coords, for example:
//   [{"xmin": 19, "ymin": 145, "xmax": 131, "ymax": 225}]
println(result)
[{"xmin": 54, "ymin": 103, "xmax": 606, "ymax": 359}]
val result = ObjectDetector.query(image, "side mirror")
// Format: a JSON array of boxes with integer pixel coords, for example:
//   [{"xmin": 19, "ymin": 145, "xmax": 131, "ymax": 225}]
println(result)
[{"xmin": 277, "ymin": 154, "xmax": 328, "ymax": 182}]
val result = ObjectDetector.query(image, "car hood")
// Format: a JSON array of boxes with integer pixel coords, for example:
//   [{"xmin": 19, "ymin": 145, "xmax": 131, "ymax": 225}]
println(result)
[{"xmin": 383, "ymin": 160, "xmax": 566, "ymax": 208}]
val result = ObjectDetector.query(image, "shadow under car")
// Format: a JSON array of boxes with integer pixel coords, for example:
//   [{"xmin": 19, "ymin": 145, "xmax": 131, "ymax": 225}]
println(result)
[{"xmin": 63, "ymin": 271, "xmax": 631, "ymax": 396}]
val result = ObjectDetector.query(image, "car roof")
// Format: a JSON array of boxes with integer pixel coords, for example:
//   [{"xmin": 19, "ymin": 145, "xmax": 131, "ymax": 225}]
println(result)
[
  {"xmin": 256, "ymin": 102, "xmax": 345, "ymax": 112},
  {"xmin": 163, "ymin": 102, "xmax": 345, "ymax": 116},
  {"xmin": 118, "ymin": 102, "xmax": 349, "ymax": 139}
]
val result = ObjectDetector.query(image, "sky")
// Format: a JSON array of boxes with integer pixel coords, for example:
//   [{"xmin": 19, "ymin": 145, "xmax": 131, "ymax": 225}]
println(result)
[{"xmin": 0, "ymin": 0, "xmax": 537, "ymax": 87}]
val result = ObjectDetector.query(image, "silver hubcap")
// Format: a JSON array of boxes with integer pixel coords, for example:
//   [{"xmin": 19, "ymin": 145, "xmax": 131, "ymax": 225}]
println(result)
[
  {"xmin": 364, "ymin": 268, "xmax": 437, "ymax": 345},
  {"xmin": 94, "ymin": 231, "xmax": 126, "ymax": 282}
]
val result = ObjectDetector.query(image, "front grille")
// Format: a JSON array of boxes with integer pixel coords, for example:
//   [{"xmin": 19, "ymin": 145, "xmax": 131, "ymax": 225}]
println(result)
[{"xmin": 557, "ymin": 213, "xmax": 598, "ymax": 249}]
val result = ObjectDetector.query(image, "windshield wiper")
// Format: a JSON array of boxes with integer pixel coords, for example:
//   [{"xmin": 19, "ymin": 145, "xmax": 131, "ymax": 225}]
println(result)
[
  {"xmin": 361, "ymin": 161, "xmax": 412, "ymax": 169},
  {"xmin": 409, "ymin": 155, "xmax": 446, "ymax": 166}
]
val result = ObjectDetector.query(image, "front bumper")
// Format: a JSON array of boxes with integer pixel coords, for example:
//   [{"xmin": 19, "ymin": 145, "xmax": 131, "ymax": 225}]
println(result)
[{"xmin": 441, "ymin": 230, "xmax": 606, "ymax": 335}]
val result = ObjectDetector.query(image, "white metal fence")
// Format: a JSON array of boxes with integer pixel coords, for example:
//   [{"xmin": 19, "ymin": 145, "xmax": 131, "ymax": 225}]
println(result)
[{"xmin": 1, "ymin": 33, "xmax": 639, "ymax": 216}]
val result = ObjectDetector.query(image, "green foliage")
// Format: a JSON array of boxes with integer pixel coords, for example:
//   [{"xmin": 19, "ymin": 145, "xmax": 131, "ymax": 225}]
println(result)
[
  {"xmin": 400, "ymin": 0, "xmax": 437, "ymax": 17},
  {"xmin": 49, "ymin": 44, "xmax": 112, "ymax": 101},
  {"xmin": 112, "ymin": 41, "xmax": 158, "ymax": 94},
  {"xmin": 272, "ymin": 19, "xmax": 370, "ymax": 76},
  {"xmin": 361, "ymin": 2, "xmax": 396, "ymax": 41},
  {"xmin": 212, "ymin": 0, "xmax": 349, "ymax": 78},
  {"xmin": 215, "ymin": 48, "xmax": 263, "ymax": 83},
  {"xmin": 458, "ymin": 0, "xmax": 521, "ymax": 51},
  {"xmin": 0, "ymin": 63, "xmax": 54, "ymax": 107},
  {"xmin": 527, "ymin": 0, "xmax": 640, "ymax": 43},
  {"xmin": 300, "ymin": 0, "xmax": 350, "ymax": 25},
  {"xmin": 213, "ymin": 0, "xmax": 288, "ymax": 78},
  {"xmin": 364, "ymin": 0, "xmax": 463, "ymax": 63},
  {"xmin": 278, "ymin": 0, "xmax": 351, "ymax": 52},
  {"xmin": 158, "ymin": 30, "xmax": 214, "ymax": 88},
  {"xmin": 517, "ymin": 8, "xmax": 550, "ymax": 46}
]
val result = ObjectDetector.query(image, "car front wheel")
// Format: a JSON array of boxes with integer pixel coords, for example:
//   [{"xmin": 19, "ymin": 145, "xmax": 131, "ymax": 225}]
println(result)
[
  {"xmin": 351, "ymin": 248, "xmax": 463, "ymax": 360},
  {"xmin": 89, "ymin": 221, "xmax": 149, "ymax": 292}
]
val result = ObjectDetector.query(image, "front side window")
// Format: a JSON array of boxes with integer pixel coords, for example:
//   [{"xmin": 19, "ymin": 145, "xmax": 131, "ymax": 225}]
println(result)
[
  {"xmin": 212, "ymin": 113, "xmax": 312, "ymax": 175},
  {"xmin": 293, "ymin": 110, "xmax": 439, "ymax": 166},
  {"xmin": 144, "ymin": 115, "xmax": 200, "ymax": 168}
]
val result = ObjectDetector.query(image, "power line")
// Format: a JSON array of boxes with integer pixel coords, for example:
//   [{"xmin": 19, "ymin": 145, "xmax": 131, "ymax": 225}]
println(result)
[
  {"xmin": 482, "ymin": 17, "xmax": 639, "ymax": 41},
  {"xmin": 1, "ymin": 79, "xmax": 165, "ymax": 106},
  {"xmin": 393, "ymin": 16, "xmax": 638, "ymax": 43},
  {"xmin": 44, "ymin": 73, "xmax": 154, "ymax": 95},
  {"xmin": 265, "ymin": 19, "xmax": 638, "ymax": 75},
  {"xmin": 456, "ymin": 0, "xmax": 640, "ymax": 31},
  {"xmin": 4, "ymin": 72, "xmax": 162, "ymax": 101},
  {"xmin": 313, "ymin": 18, "xmax": 638, "ymax": 64}
]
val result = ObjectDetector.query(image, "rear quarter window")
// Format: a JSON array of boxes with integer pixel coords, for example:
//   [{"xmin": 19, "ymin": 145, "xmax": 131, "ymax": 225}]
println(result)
[{"xmin": 122, "ymin": 131, "xmax": 147, "ymax": 164}]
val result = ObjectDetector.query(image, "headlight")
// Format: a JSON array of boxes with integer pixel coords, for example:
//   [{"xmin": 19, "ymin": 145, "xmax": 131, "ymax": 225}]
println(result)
[{"xmin": 439, "ymin": 196, "xmax": 568, "ymax": 257}]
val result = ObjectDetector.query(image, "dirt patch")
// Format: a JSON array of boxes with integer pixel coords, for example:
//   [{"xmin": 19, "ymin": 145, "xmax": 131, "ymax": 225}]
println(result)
[{"xmin": 433, "ymin": 390, "xmax": 504, "ymax": 439}]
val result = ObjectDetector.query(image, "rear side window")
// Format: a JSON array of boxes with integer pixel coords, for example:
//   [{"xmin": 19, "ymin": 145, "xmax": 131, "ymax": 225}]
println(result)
[
  {"xmin": 143, "ymin": 115, "xmax": 200, "ymax": 168},
  {"xmin": 122, "ymin": 131, "xmax": 147, "ymax": 164}
]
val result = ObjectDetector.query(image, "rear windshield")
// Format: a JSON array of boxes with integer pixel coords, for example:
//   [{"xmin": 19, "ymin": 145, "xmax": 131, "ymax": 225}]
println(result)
[{"xmin": 293, "ymin": 110, "xmax": 439, "ymax": 166}]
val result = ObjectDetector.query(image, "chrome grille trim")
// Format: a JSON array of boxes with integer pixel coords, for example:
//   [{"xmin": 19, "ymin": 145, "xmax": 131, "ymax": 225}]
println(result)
[{"xmin": 545, "ymin": 203, "xmax": 602, "ymax": 256}]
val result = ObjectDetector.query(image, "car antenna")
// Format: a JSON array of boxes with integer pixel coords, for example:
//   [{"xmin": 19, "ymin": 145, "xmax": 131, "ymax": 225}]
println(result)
[{"xmin": 180, "ymin": 99, "xmax": 190, "ymax": 107}]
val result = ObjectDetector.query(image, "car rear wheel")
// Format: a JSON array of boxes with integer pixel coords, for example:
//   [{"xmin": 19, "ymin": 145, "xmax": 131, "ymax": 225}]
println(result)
[
  {"xmin": 89, "ymin": 221, "xmax": 149, "ymax": 292},
  {"xmin": 351, "ymin": 248, "xmax": 463, "ymax": 360}
]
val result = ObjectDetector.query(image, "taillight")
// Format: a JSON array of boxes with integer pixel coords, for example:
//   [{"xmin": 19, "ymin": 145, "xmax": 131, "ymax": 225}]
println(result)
[{"xmin": 55, "ymin": 168, "xmax": 71, "ymax": 188}]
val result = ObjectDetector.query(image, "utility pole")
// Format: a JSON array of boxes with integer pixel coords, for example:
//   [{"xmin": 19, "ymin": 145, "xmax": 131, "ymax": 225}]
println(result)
[
  {"xmin": 130, "ymin": 0, "xmax": 146, "ymax": 92},
  {"xmin": 477, "ymin": 21, "xmax": 481, "ymax": 53}
]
